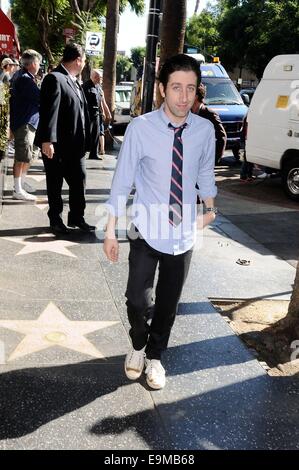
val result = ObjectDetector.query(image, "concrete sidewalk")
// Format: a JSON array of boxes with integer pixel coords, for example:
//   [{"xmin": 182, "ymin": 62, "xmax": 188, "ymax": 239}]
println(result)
[{"xmin": 0, "ymin": 150, "xmax": 298, "ymax": 450}]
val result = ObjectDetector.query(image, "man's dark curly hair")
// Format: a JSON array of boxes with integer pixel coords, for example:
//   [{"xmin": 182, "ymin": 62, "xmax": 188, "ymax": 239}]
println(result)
[{"xmin": 158, "ymin": 54, "xmax": 201, "ymax": 89}]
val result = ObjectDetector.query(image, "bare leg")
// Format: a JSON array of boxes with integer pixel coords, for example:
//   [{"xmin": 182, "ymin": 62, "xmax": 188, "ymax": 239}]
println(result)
[{"xmin": 99, "ymin": 136, "xmax": 105, "ymax": 155}]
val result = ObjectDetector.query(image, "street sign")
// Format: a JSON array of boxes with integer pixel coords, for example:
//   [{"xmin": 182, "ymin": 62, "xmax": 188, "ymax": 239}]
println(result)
[
  {"xmin": 85, "ymin": 31, "xmax": 102, "ymax": 56},
  {"xmin": 0, "ymin": 9, "xmax": 20, "ymax": 57}
]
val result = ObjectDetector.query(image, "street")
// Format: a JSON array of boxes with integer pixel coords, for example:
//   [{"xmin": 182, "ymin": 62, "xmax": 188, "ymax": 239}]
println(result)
[{"xmin": 215, "ymin": 153, "xmax": 299, "ymax": 268}]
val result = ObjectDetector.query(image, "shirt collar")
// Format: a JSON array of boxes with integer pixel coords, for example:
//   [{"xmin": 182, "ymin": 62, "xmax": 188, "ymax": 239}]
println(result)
[
  {"xmin": 22, "ymin": 67, "xmax": 35, "ymax": 80},
  {"xmin": 61, "ymin": 63, "xmax": 77, "ymax": 82},
  {"xmin": 158, "ymin": 104, "xmax": 193, "ymax": 130}
]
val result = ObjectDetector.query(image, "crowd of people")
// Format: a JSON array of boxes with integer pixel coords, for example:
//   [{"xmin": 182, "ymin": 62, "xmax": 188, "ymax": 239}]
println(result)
[{"xmin": 0, "ymin": 44, "xmax": 110, "ymax": 231}]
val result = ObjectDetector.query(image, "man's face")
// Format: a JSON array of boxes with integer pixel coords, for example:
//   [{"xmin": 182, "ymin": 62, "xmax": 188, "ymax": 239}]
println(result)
[
  {"xmin": 6, "ymin": 64, "xmax": 14, "ymax": 75},
  {"xmin": 93, "ymin": 72, "xmax": 101, "ymax": 85},
  {"xmin": 28, "ymin": 60, "xmax": 40, "ymax": 76},
  {"xmin": 159, "ymin": 70, "xmax": 197, "ymax": 123}
]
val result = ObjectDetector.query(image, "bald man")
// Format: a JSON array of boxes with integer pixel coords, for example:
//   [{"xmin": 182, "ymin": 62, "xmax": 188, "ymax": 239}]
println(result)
[{"xmin": 82, "ymin": 69, "xmax": 104, "ymax": 160}]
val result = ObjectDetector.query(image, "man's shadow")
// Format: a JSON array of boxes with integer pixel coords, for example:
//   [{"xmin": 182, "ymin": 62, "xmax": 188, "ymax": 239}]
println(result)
[{"xmin": 0, "ymin": 356, "xmax": 126, "ymax": 440}]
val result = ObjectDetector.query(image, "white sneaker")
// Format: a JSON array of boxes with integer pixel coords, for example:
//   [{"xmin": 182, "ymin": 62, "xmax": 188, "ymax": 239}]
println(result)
[
  {"xmin": 145, "ymin": 359, "xmax": 166, "ymax": 390},
  {"xmin": 124, "ymin": 347, "xmax": 145, "ymax": 380},
  {"xmin": 257, "ymin": 172, "xmax": 269, "ymax": 179},
  {"xmin": 13, "ymin": 190, "xmax": 37, "ymax": 201},
  {"xmin": 22, "ymin": 181, "xmax": 36, "ymax": 193}
]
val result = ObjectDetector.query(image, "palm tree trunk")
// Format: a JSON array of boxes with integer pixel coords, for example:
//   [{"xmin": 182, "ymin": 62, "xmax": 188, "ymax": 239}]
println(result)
[
  {"xmin": 103, "ymin": 0, "xmax": 119, "ymax": 147},
  {"xmin": 255, "ymin": 260, "xmax": 299, "ymax": 371},
  {"xmin": 159, "ymin": 0, "xmax": 186, "ymax": 62},
  {"xmin": 194, "ymin": 0, "xmax": 200, "ymax": 15},
  {"xmin": 156, "ymin": 0, "xmax": 187, "ymax": 107},
  {"xmin": 281, "ymin": 262, "xmax": 299, "ymax": 334},
  {"xmin": 103, "ymin": 0, "xmax": 119, "ymax": 113}
]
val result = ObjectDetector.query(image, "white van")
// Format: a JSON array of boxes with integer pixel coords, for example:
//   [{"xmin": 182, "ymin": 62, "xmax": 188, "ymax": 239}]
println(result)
[{"xmin": 246, "ymin": 54, "xmax": 299, "ymax": 201}]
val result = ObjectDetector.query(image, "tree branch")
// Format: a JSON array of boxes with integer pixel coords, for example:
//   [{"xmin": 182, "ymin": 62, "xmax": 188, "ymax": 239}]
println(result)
[{"xmin": 70, "ymin": 0, "xmax": 81, "ymax": 16}]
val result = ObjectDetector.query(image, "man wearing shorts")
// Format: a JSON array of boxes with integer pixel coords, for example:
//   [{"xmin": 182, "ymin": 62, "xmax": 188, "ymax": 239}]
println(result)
[{"xmin": 10, "ymin": 49, "xmax": 41, "ymax": 201}]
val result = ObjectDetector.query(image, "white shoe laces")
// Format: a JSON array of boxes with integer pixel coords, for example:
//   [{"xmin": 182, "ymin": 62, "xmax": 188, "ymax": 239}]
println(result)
[
  {"xmin": 145, "ymin": 359, "xmax": 165, "ymax": 380},
  {"xmin": 126, "ymin": 349, "xmax": 145, "ymax": 371}
]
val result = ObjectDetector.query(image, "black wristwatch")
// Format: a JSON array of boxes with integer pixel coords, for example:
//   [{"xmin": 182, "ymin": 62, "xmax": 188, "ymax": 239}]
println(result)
[{"xmin": 205, "ymin": 207, "xmax": 218, "ymax": 214}]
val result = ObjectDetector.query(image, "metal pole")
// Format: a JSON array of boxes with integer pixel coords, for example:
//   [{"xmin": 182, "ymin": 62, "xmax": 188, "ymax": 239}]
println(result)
[{"xmin": 141, "ymin": 0, "xmax": 162, "ymax": 114}]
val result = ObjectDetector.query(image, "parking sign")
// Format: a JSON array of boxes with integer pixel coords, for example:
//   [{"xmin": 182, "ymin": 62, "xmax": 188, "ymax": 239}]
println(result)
[{"xmin": 85, "ymin": 31, "xmax": 102, "ymax": 56}]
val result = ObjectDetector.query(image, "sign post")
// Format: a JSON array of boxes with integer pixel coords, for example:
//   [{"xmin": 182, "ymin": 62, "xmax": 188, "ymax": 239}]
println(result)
[{"xmin": 85, "ymin": 32, "xmax": 102, "ymax": 56}]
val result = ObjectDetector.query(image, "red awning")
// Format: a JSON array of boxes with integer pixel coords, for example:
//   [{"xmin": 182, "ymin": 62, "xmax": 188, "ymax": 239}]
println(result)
[{"xmin": 0, "ymin": 8, "xmax": 20, "ymax": 58}]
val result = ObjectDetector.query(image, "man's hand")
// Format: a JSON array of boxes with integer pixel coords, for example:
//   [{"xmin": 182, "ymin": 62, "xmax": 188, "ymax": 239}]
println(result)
[
  {"xmin": 197, "ymin": 211, "xmax": 216, "ymax": 230},
  {"xmin": 42, "ymin": 142, "xmax": 54, "ymax": 159},
  {"xmin": 103, "ymin": 237, "xmax": 119, "ymax": 262}
]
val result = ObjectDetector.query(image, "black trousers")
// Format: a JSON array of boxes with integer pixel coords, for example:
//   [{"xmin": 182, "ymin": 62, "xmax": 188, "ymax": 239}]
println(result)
[
  {"xmin": 42, "ymin": 155, "xmax": 86, "ymax": 225},
  {"xmin": 89, "ymin": 116, "xmax": 100, "ymax": 159},
  {"xmin": 125, "ymin": 232, "xmax": 193, "ymax": 360}
]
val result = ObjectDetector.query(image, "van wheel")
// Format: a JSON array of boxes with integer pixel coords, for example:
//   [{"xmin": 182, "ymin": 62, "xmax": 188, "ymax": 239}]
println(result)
[{"xmin": 282, "ymin": 158, "xmax": 299, "ymax": 201}]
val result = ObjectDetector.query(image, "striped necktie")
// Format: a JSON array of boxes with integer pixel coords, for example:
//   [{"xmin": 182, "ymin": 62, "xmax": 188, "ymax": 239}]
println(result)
[{"xmin": 168, "ymin": 122, "xmax": 187, "ymax": 227}]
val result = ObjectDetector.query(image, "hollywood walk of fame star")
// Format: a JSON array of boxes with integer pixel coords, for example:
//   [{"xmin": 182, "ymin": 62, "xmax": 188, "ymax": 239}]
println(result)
[
  {"xmin": 3, "ymin": 234, "xmax": 78, "ymax": 257},
  {"xmin": 0, "ymin": 302, "xmax": 119, "ymax": 361}
]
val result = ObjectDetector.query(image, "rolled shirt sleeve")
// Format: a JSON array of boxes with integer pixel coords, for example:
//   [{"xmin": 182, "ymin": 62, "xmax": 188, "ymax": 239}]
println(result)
[
  {"xmin": 107, "ymin": 120, "xmax": 142, "ymax": 217},
  {"xmin": 197, "ymin": 123, "xmax": 217, "ymax": 200}
]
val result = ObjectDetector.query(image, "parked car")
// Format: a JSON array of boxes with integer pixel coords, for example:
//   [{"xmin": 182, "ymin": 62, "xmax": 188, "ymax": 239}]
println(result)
[
  {"xmin": 114, "ymin": 84, "xmax": 132, "ymax": 127},
  {"xmin": 240, "ymin": 88, "xmax": 256, "ymax": 106},
  {"xmin": 200, "ymin": 61, "xmax": 248, "ymax": 160}
]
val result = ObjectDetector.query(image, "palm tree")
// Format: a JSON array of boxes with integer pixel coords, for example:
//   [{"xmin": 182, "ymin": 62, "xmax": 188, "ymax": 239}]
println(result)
[
  {"xmin": 103, "ymin": 0, "xmax": 119, "ymax": 117},
  {"xmin": 159, "ymin": 0, "xmax": 187, "ymax": 61},
  {"xmin": 194, "ymin": 0, "xmax": 200, "ymax": 15},
  {"xmin": 156, "ymin": 0, "xmax": 187, "ymax": 107},
  {"xmin": 259, "ymin": 262, "xmax": 299, "ymax": 374},
  {"xmin": 103, "ymin": 0, "xmax": 145, "ymax": 111}
]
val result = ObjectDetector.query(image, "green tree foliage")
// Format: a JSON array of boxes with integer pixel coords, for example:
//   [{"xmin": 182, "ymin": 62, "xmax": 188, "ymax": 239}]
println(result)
[
  {"xmin": 185, "ymin": 0, "xmax": 299, "ymax": 79},
  {"xmin": 11, "ymin": 0, "xmax": 72, "ymax": 64},
  {"xmin": 121, "ymin": 0, "xmax": 145, "ymax": 14},
  {"xmin": 185, "ymin": 9, "xmax": 219, "ymax": 58},
  {"xmin": 0, "ymin": 83, "xmax": 10, "ymax": 155},
  {"xmin": 116, "ymin": 55, "xmax": 132, "ymax": 82},
  {"xmin": 217, "ymin": 0, "xmax": 299, "ymax": 78},
  {"xmin": 11, "ymin": 0, "xmax": 145, "ymax": 66},
  {"xmin": 130, "ymin": 46, "xmax": 145, "ymax": 78}
]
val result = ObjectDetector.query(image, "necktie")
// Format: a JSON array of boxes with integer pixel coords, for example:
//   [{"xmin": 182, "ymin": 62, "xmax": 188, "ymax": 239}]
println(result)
[
  {"xmin": 75, "ymin": 80, "xmax": 83, "ymax": 101},
  {"xmin": 168, "ymin": 123, "xmax": 187, "ymax": 227}
]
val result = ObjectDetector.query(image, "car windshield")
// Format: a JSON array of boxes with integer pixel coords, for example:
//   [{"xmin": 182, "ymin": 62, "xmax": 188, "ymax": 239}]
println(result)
[
  {"xmin": 115, "ymin": 89, "xmax": 131, "ymax": 103},
  {"xmin": 202, "ymin": 79, "xmax": 243, "ymax": 105}
]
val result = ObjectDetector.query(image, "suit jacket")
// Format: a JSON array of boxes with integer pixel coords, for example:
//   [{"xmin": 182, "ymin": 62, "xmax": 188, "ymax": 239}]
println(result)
[
  {"xmin": 82, "ymin": 78, "xmax": 101, "ymax": 121},
  {"xmin": 10, "ymin": 67, "xmax": 40, "ymax": 132},
  {"xmin": 198, "ymin": 104, "xmax": 227, "ymax": 161},
  {"xmin": 35, "ymin": 64, "xmax": 90, "ymax": 158}
]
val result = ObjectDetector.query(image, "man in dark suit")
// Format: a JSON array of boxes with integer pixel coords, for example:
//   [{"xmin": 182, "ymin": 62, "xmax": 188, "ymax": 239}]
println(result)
[
  {"xmin": 192, "ymin": 83, "xmax": 227, "ymax": 165},
  {"xmin": 82, "ymin": 69, "xmax": 102, "ymax": 160},
  {"xmin": 35, "ymin": 43, "xmax": 95, "ymax": 234}
]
